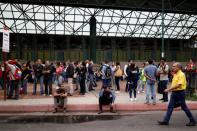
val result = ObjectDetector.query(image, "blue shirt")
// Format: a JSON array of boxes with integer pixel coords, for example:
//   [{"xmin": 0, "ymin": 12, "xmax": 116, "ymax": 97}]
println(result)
[
  {"xmin": 144, "ymin": 64, "xmax": 157, "ymax": 85},
  {"xmin": 101, "ymin": 64, "xmax": 112, "ymax": 79}
]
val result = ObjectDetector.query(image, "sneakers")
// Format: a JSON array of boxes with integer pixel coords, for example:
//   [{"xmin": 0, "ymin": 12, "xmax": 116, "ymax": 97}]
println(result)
[
  {"xmin": 186, "ymin": 122, "xmax": 196, "ymax": 126},
  {"xmin": 158, "ymin": 121, "xmax": 196, "ymax": 126},
  {"xmin": 63, "ymin": 108, "xmax": 67, "ymax": 113},
  {"xmin": 110, "ymin": 107, "xmax": 116, "ymax": 113},
  {"xmin": 158, "ymin": 121, "xmax": 169, "ymax": 125},
  {"xmin": 144, "ymin": 102, "xmax": 150, "ymax": 105},
  {"xmin": 98, "ymin": 111, "xmax": 103, "ymax": 114},
  {"xmin": 130, "ymin": 98, "xmax": 137, "ymax": 101},
  {"xmin": 115, "ymin": 91, "xmax": 120, "ymax": 93}
]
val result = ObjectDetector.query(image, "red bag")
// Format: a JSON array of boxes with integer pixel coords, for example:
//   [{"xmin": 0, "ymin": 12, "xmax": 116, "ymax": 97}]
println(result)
[
  {"xmin": 0, "ymin": 70, "xmax": 2, "ymax": 78},
  {"xmin": 13, "ymin": 66, "xmax": 22, "ymax": 80}
]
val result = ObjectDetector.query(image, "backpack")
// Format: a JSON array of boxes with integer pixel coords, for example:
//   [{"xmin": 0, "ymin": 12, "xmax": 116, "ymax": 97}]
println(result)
[
  {"xmin": 105, "ymin": 66, "xmax": 112, "ymax": 78},
  {"xmin": 13, "ymin": 65, "xmax": 22, "ymax": 80}
]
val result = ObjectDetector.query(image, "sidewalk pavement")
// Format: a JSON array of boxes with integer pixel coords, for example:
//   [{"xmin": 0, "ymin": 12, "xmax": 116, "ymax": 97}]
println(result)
[{"xmin": 0, "ymin": 82, "xmax": 197, "ymax": 113}]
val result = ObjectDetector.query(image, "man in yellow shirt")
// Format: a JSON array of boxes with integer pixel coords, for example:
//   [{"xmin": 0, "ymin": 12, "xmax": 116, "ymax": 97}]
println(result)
[{"xmin": 158, "ymin": 62, "xmax": 196, "ymax": 126}]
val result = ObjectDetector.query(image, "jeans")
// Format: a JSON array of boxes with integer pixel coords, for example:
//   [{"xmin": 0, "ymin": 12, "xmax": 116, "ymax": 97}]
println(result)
[
  {"xmin": 9, "ymin": 80, "xmax": 19, "ymax": 99},
  {"xmin": 115, "ymin": 76, "xmax": 121, "ymax": 91},
  {"xmin": 68, "ymin": 78, "xmax": 74, "ymax": 95},
  {"xmin": 129, "ymin": 82, "xmax": 137, "ymax": 98},
  {"xmin": 145, "ymin": 83, "xmax": 156, "ymax": 103},
  {"xmin": 137, "ymin": 80, "xmax": 145, "ymax": 92},
  {"xmin": 52, "ymin": 73, "xmax": 56, "ymax": 84},
  {"xmin": 102, "ymin": 78, "xmax": 111, "ymax": 87},
  {"xmin": 44, "ymin": 77, "xmax": 52, "ymax": 95},
  {"xmin": 33, "ymin": 76, "xmax": 44, "ymax": 95},
  {"xmin": 0, "ymin": 78, "xmax": 3, "ymax": 90},
  {"xmin": 160, "ymin": 80, "xmax": 168, "ymax": 101},
  {"xmin": 54, "ymin": 96, "xmax": 67, "ymax": 108},
  {"xmin": 125, "ymin": 78, "xmax": 129, "ymax": 92},
  {"xmin": 87, "ymin": 74, "xmax": 94, "ymax": 91},
  {"xmin": 111, "ymin": 76, "xmax": 116, "ymax": 90},
  {"xmin": 80, "ymin": 78, "xmax": 86, "ymax": 95},
  {"xmin": 22, "ymin": 79, "xmax": 28, "ymax": 94},
  {"xmin": 163, "ymin": 91, "xmax": 196, "ymax": 123},
  {"xmin": 6, "ymin": 80, "xmax": 11, "ymax": 96}
]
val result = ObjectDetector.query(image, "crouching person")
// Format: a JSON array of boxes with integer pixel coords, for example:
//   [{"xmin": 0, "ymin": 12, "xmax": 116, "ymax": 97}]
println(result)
[
  {"xmin": 98, "ymin": 86, "xmax": 116, "ymax": 114},
  {"xmin": 53, "ymin": 85, "xmax": 67, "ymax": 113}
]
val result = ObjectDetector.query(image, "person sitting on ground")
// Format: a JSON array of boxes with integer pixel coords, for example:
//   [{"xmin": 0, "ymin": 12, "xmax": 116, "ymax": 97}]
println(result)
[
  {"xmin": 98, "ymin": 85, "xmax": 116, "ymax": 114},
  {"xmin": 53, "ymin": 84, "xmax": 67, "ymax": 113}
]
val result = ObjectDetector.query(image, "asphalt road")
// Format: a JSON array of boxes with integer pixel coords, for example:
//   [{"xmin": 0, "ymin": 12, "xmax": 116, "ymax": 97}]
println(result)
[{"xmin": 0, "ymin": 111, "xmax": 197, "ymax": 131}]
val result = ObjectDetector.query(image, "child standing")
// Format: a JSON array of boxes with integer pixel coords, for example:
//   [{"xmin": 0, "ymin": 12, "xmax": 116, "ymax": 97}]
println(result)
[{"xmin": 137, "ymin": 63, "xmax": 146, "ymax": 93}]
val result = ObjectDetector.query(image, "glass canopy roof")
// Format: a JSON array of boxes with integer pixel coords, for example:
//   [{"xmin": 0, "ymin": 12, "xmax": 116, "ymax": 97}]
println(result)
[{"xmin": 1, "ymin": 3, "xmax": 197, "ymax": 39}]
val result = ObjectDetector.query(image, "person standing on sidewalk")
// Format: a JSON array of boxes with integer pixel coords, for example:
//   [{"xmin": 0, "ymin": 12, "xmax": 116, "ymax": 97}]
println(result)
[
  {"xmin": 21, "ymin": 63, "xmax": 31, "ymax": 95},
  {"xmin": 123, "ymin": 60, "xmax": 133, "ymax": 92},
  {"xmin": 66, "ymin": 62, "xmax": 74, "ymax": 96},
  {"xmin": 111, "ymin": 62, "xmax": 116, "ymax": 91},
  {"xmin": 6, "ymin": 60, "xmax": 22, "ymax": 100},
  {"xmin": 43, "ymin": 60, "xmax": 53, "ymax": 96},
  {"xmin": 87, "ymin": 60, "xmax": 95, "ymax": 91},
  {"xmin": 114, "ymin": 62, "xmax": 123, "ymax": 93},
  {"xmin": 158, "ymin": 62, "xmax": 196, "ymax": 126},
  {"xmin": 101, "ymin": 61, "xmax": 112, "ymax": 88},
  {"xmin": 157, "ymin": 58, "xmax": 169, "ymax": 102},
  {"xmin": 127, "ymin": 63, "xmax": 140, "ymax": 101},
  {"xmin": 144, "ymin": 59, "xmax": 157, "ymax": 105},
  {"xmin": 33, "ymin": 59, "xmax": 44, "ymax": 95},
  {"xmin": 79, "ymin": 61, "xmax": 87, "ymax": 95},
  {"xmin": 137, "ymin": 62, "xmax": 146, "ymax": 93}
]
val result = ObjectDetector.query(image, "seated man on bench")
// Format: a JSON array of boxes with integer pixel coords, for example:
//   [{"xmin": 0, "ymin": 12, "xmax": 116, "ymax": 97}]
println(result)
[
  {"xmin": 98, "ymin": 85, "xmax": 116, "ymax": 114},
  {"xmin": 53, "ymin": 84, "xmax": 67, "ymax": 113}
]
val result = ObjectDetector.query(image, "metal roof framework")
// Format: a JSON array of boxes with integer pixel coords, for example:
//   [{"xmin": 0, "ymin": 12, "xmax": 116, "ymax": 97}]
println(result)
[{"xmin": 1, "ymin": 2, "xmax": 197, "ymax": 39}]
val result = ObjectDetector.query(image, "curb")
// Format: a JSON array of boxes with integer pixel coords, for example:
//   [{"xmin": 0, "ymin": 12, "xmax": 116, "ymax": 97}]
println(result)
[{"xmin": 0, "ymin": 103, "xmax": 197, "ymax": 113}]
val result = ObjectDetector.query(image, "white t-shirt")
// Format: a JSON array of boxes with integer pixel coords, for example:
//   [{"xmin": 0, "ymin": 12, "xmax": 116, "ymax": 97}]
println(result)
[
  {"xmin": 124, "ymin": 64, "xmax": 129, "ymax": 76},
  {"xmin": 157, "ymin": 64, "xmax": 169, "ymax": 81},
  {"xmin": 7, "ymin": 63, "xmax": 16, "ymax": 80}
]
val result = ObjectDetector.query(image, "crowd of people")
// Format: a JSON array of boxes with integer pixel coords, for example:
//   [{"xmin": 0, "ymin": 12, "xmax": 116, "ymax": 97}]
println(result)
[
  {"xmin": 0, "ymin": 59, "xmax": 196, "ymax": 104},
  {"xmin": 0, "ymin": 59, "xmax": 97, "ymax": 99},
  {"xmin": 0, "ymin": 57, "xmax": 196, "ymax": 125},
  {"xmin": 0, "ymin": 58, "xmax": 196, "ymax": 101}
]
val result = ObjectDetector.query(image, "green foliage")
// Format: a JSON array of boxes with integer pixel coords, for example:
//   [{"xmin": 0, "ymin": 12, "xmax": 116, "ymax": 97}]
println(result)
[{"xmin": 186, "ymin": 93, "xmax": 197, "ymax": 101}]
